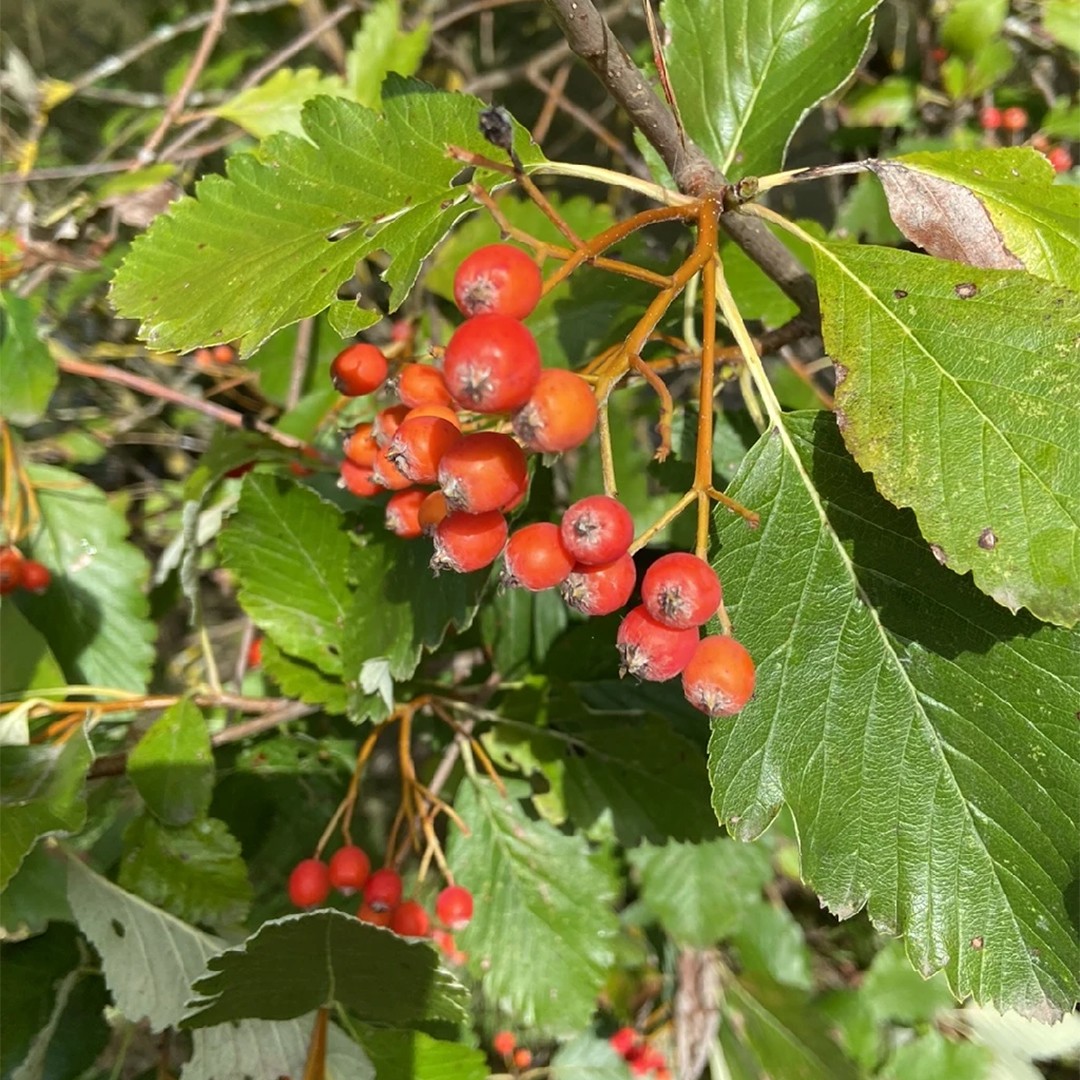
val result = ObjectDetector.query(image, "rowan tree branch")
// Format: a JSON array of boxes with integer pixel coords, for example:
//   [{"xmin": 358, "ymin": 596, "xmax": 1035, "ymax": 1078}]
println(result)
[{"xmin": 542, "ymin": 0, "xmax": 820, "ymax": 323}]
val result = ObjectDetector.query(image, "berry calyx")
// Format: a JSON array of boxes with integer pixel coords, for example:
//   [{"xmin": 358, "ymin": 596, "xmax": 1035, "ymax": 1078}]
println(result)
[
  {"xmin": 288, "ymin": 858, "xmax": 331, "ymax": 908},
  {"xmin": 978, "ymin": 106, "xmax": 1002, "ymax": 131},
  {"xmin": 438, "ymin": 432, "xmax": 528, "ymax": 514},
  {"xmin": 390, "ymin": 899, "xmax": 431, "ymax": 937},
  {"xmin": 617, "ymin": 605, "xmax": 699, "ymax": 682},
  {"xmin": 331, "ymin": 342, "xmax": 388, "ymax": 396},
  {"xmin": 443, "ymin": 315, "xmax": 541, "ymax": 413},
  {"xmin": 431, "ymin": 510, "xmax": 508, "ymax": 574},
  {"xmin": 502, "ymin": 522, "xmax": 575, "ymax": 591},
  {"xmin": 681, "ymin": 635, "xmax": 756, "ymax": 717},
  {"xmin": 435, "ymin": 884, "xmax": 474, "ymax": 930},
  {"xmin": 386, "ymin": 488, "xmax": 428, "ymax": 539},
  {"xmin": 357, "ymin": 902, "xmax": 394, "ymax": 927},
  {"xmin": 453, "ymin": 243, "xmax": 542, "ymax": 320},
  {"xmin": 1000, "ymin": 106, "xmax": 1028, "ymax": 132},
  {"xmin": 493, "ymin": 1031, "xmax": 517, "ymax": 1058},
  {"xmin": 363, "ymin": 867, "xmax": 404, "ymax": 911},
  {"xmin": 386, "ymin": 415, "xmax": 461, "ymax": 485},
  {"xmin": 0, "ymin": 547, "xmax": 24, "ymax": 595},
  {"xmin": 397, "ymin": 363, "xmax": 454, "ymax": 409},
  {"xmin": 560, "ymin": 495, "xmax": 634, "ymax": 565},
  {"xmin": 560, "ymin": 552, "xmax": 637, "ymax": 617},
  {"xmin": 343, "ymin": 422, "xmax": 378, "ymax": 468},
  {"xmin": 512, "ymin": 368, "xmax": 598, "ymax": 453},
  {"xmin": 372, "ymin": 445, "xmax": 414, "ymax": 491},
  {"xmin": 640, "ymin": 552, "xmax": 722, "ymax": 629},
  {"xmin": 328, "ymin": 845, "xmax": 371, "ymax": 895},
  {"xmin": 339, "ymin": 459, "xmax": 381, "ymax": 498}
]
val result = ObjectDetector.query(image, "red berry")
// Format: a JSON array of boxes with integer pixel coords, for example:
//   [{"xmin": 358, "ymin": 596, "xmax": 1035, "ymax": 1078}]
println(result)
[
  {"xmin": 331, "ymin": 343, "xmax": 388, "ymax": 396},
  {"xmin": 512, "ymin": 1048, "xmax": 533, "ymax": 1070},
  {"xmin": 443, "ymin": 315, "xmax": 541, "ymax": 413},
  {"xmin": 343, "ymin": 422, "xmax": 378, "ymax": 468},
  {"xmin": 435, "ymin": 884, "xmax": 474, "ymax": 930},
  {"xmin": 502, "ymin": 522, "xmax": 575, "ymax": 591},
  {"xmin": 978, "ymin": 106, "xmax": 1002, "ymax": 131},
  {"xmin": 397, "ymin": 363, "xmax": 454, "ymax": 409},
  {"xmin": 386, "ymin": 488, "xmax": 428, "ymax": 539},
  {"xmin": 225, "ymin": 461, "xmax": 255, "ymax": 478},
  {"xmin": 432, "ymin": 927, "xmax": 467, "ymax": 964},
  {"xmin": 512, "ymin": 368, "xmax": 598, "ymax": 453},
  {"xmin": 682, "ymin": 635, "xmax": 757, "ymax": 717},
  {"xmin": 610, "ymin": 1028, "xmax": 639, "ymax": 1057},
  {"xmin": 357, "ymin": 901, "xmax": 394, "ymax": 927},
  {"xmin": 19, "ymin": 561, "xmax": 52, "ymax": 595},
  {"xmin": 493, "ymin": 1031, "xmax": 517, "ymax": 1058},
  {"xmin": 363, "ymin": 867, "xmax": 404, "ymax": 911},
  {"xmin": 453, "ymin": 243, "xmax": 542, "ymax": 320},
  {"xmin": 372, "ymin": 445, "xmax": 414, "ymax": 491},
  {"xmin": 1001, "ymin": 106, "xmax": 1028, "ymax": 132},
  {"xmin": 389, "ymin": 899, "xmax": 431, "ymax": 937},
  {"xmin": 431, "ymin": 510, "xmax": 508, "ymax": 574},
  {"xmin": 560, "ymin": 495, "xmax": 634, "ymax": 565},
  {"xmin": 560, "ymin": 553, "xmax": 637, "ymax": 617},
  {"xmin": 437, "ymin": 432, "xmax": 528, "ymax": 514},
  {"xmin": 386, "ymin": 415, "xmax": 461, "ymax": 484},
  {"xmin": 640, "ymin": 552, "xmax": 722, "ymax": 629},
  {"xmin": 930, "ymin": 46, "xmax": 948, "ymax": 63},
  {"xmin": 339, "ymin": 459, "xmax": 381, "ymax": 498},
  {"xmin": 418, "ymin": 490, "xmax": 449, "ymax": 534},
  {"xmin": 288, "ymin": 858, "xmax": 331, "ymax": 908},
  {"xmin": 1047, "ymin": 145, "xmax": 1073, "ymax": 173},
  {"xmin": 373, "ymin": 404, "xmax": 410, "ymax": 447},
  {"xmin": 246, "ymin": 635, "xmax": 263, "ymax": 667},
  {"xmin": 617, "ymin": 605, "xmax": 699, "ymax": 682},
  {"xmin": 0, "ymin": 547, "xmax": 25, "ymax": 595},
  {"xmin": 193, "ymin": 347, "xmax": 215, "ymax": 368},
  {"xmin": 328, "ymin": 845, "xmax": 371, "ymax": 895},
  {"xmin": 213, "ymin": 344, "xmax": 236, "ymax": 364}
]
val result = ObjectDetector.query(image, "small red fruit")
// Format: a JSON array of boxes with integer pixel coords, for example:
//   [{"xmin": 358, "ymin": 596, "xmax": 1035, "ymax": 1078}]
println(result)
[
  {"xmin": 682, "ymin": 635, "xmax": 757, "ymax": 717},
  {"xmin": 343, "ymin": 422, "xmax": 378, "ymax": 468},
  {"xmin": 331, "ymin": 342, "xmax": 388, "ymax": 396},
  {"xmin": 339, "ymin": 459, "xmax": 381, "ymax": 498},
  {"xmin": 0, "ymin": 547, "xmax": 25, "ymax": 595},
  {"xmin": 363, "ymin": 867, "xmax": 404, "ymax": 911},
  {"xmin": 453, "ymin": 243, "xmax": 542, "ymax": 320},
  {"xmin": 372, "ymin": 445, "xmax": 414, "ymax": 491},
  {"xmin": 438, "ymin": 432, "xmax": 528, "ymax": 514},
  {"xmin": 640, "ymin": 552, "xmax": 722, "ymax": 629},
  {"xmin": 288, "ymin": 858, "xmax": 331, "ymax": 908},
  {"xmin": 418, "ymin": 490, "xmax": 449, "ymax": 534},
  {"xmin": 390, "ymin": 899, "xmax": 431, "ymax": 937},
  {"xmin": 328, "ymin": 845, "xmax": 371, "ymax": 895},
  {"xmin": 385, "ymin": 488, "xmax": 428, "ymax": 539},
  {"xmin": 512, "ymin": 368, "xmax": 598, "ymax": 453},
  {"xmin": 443, "ymin": 315, "xmax": 541, "ymax": 413},
  {"xmin": 357, "ymin": 902, "xmax": 394, "ymax": 927},
  {"xmin": 374, "ymin": 404, "xmax": 411, "ymax": 447},
  {"xmin": 397, "ymin": 363, "xmax": 454, "ymax": 409},
  {"xmin": 502, "ymin": 522, "xmax": 575, "ymax": 591},
  {"xmin": 431, "ymin": 510, "xmax": 508, "ymax": 574},
  {"xmin": 386, "ymin": 415, "xmax": 461, "ymax": 484},
  {"xmin": 432, "ymin": 928, "xmax": 467, "ymax": 964},
  {"xmin": 560, "ymin": 553, "xmax": 637, "ymax": 617},
  {"xmin": 18, "ymin": 560, "xmax": 51, "ymax": 595},
  {"xmin": 560, "ymin": 495, "xmax": 634, "ymax": 565},
  {"xmin": 610, "ymin": 1027, "xmax": 639, "ymax": 1056},
  {"xmin": 1000, "ymin": 106, "xmax": 1028, "ymax": 132},
  {"xmin": 617, "ymin": 605, "xmax": 699, "ymax": 682},
  {"xmin": 435, "ymin": 884, "xmax": 474, "ymax": 930},
  {"xmin": 1047, "ymin": 145, "xmax": 1073, "ymax": 173},
  {"xmin": 213, "ymin": 344, "xmax": 236, "ymax": 364},
  {"xmin": 246, "ymin": 635, "xmax": 263, "ymax": 668},
  {"xmin": 978, "ymin": 106, "xmax": 1002, "ymax": 131},
  {"xmin": 512, "ymin": 1048, "xmax": 533, "ymax": 1070},
  {"xmin": 493, "ymin": 1031, "xmax": 517, "ymax": 1058}
]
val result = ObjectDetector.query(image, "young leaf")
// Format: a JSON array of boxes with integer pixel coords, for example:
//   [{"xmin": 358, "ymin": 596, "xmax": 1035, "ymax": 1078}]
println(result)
[
  {"xmin": 111, "ymin": 77, "xmax": 545, "ymax": 355},
  {"xmin": 709, "ymin": 411, "xmax": 1080, "ymax": 1019},
  {"xmin": 19, "ymin": 464, "xmax": 155, "ymax": 692},
  {"xmin": 356, "ymin": 1025, "xmax": 487, "ymax": 1080},
  {"xmin": 0, "ymin": 291, "xmax": 57, "ymax": 425},
  {"xmin": 446, "ymin": 779, "xmax": 619, "ymax": 1035},
  {"xmin": 213, "ymin": 68, "xmax": 350, "ymax": 141},
  {"xmin": 663, "ymin": 0, "xmax": 880, "ymax": 179},
  {"xmin": 345, "ymin": 0, "xmax": 431, "ymax": 108},
  {"xmin": 183, "ymin": 909, "xmax": 468, "ymax": 1028},
  {"xmin": 815, "ymin": 242, "xmax": 1080, "ymax": 626}
]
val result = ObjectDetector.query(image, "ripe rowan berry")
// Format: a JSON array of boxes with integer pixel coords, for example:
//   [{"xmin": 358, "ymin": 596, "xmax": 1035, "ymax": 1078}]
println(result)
[
  {"xmin": 453, "ymin": 243, "xmax": 542, "ymax": 320},
  {"xmin": 0, "ymin": 547, "xmax": 24, "ymax": 595},
  {"xmin": 617, "ymin": 605, "xmax": 699, "ymax": 682},
  {"xmin": 212, "ymin": 344, "xmax": 236, "ymax": 364},
  {"xmin": 560, "ymin": 495, "xmax": 634, "ymax": 565},
  {"xmin": 560, "ymin": 552, "xmax": 637, "ymax": 616},
  {"xmin": 246, "ymin": 635, "xmax": 263, "ymax": 668},
  {"xmin": 640, "ymin": 552, "xmax": 722, "ymax": 629},
  {"xmin": 386, "ymin": 415, "xmax": 461, "ymax": 484},
  {"xmin": 435, "ymin": 884, "xmax": 474, "ymax": 930},
  {"xmin": 978, "ymin": 106, "xmax": 1002, "ymax": 131},
  {"xmin": 357, "ymin": 902, "xmax": 394, "ymax": 927},
  {"xmin": 502, "ymin": 522, "xmax": 575, "ymax": 591},
  {"xmin": 386, "ymin": 488, "xmax": 428, "ymax": 539},
  {"xmin": 328, "ymin": 845, "xmax": 371, "ymax": 895},
  {"xmin": 343, "ymin": 422, "xmax": 378, "ymax": 468},
  {"xmin": 1047, "ymin": 145, "xmax": 1073, "ymax": 173},
  {"xmin": 438, "ymin": 432, "xmax": 528, "ymax": 513},
  {"xmin": 431, "ymin": 510, "xmax": 508, "ymax": 573},
  {"xmin": 512, "ymin": 368, "xmax": 598, "ymax": 453},
  {"xmin": 443, "ymin": 315, "xmax": 541, "ymax": 413},
  {"xmin": 363, "ymin": 867, "xmax": 404, "ymax": 911},
  {"xmin": 339, "ymin": 459, "xmax": 381, "ymax": 498},
  {"xmin": 288, "ymin": 858, "xmax": 331, "ymax": 908},
  {"xmin": 1000, "ymin": 106, "xmax": 1028, "ymax": 132},
  {"xmin": 331, "ymin": 342, "xmax": 388, "ymax": 396},
  {"xmin": 397, "ymin": 363, "xmax": 454, "ymax": 409},
  {"xmin": 390, "ymin": 899, "xmax": 431, "ymax": 937},
  {"xmin": 418, "ymin": 490, "xmax": 449, "ymax": 534},
  {"xmin": 373, "ymin": 404, "xmax": 410, "ymax": 447},
  {"xmin": 372, "ymin": 445, "xmax": 414, "ymax": 491},
  {"xmin": 493, "ymin": 1031, "xmax": 517, "ymax": 1058},
  {"xmin": 512, "ymin": 1048, "xmax": 533, "ymax": 1070},
  {"xmin": 610, "ymin": 1028, "xmax": 638, "ymax": 1057},
  {"xmin": 404, "ymin": 403, "xmax": 462, "ymax": 430},
  {"xmin": 682, "ymin": 635, "xmax": 757, "ymax": 717},
  {"xmin": 192, "ymin": 347, "xmax": 215, "ymax": 368},
  {"xmin": 432, "ymin": 928, "xmax": 467, "ymax": 965}
]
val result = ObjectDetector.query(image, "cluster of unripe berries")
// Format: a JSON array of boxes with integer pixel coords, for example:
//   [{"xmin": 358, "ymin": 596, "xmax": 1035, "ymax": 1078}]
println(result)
[
  {"xmin": 609, "ymin": 1027, "xmax": 670, "ymax": 1077},
  {"xmin": 329, "ymin": 244, "xmax": 756, "ymax": 716},
  {"xmin": 287, "ymin": 848, "xmax": 472, "ymax": 962},
  {"xmin": 0, "ymin": 546, "xmax": 52, "ymax": 596}
]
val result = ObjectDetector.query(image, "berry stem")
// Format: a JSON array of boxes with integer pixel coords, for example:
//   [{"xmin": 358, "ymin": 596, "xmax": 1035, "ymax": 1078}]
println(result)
[
  {"xmin": 693, "ymin": 198, "xmax": 721, "ymax": 559},
  {"xmin": 315, "ymin": 721, "xmax": 383, "ymax": 857},
  {"xmin": 628, "ymin": 489, "xmax": 695, "ymax": 554}
]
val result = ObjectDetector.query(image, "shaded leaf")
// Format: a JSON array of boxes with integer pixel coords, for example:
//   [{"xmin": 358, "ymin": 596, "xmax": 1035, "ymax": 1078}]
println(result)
[
  {"xmin": 861, "ymin": 939, "xmax": 954, "ymax": 1025},
  {"xmin": 0, "ymin": 291, "xmax": 57, "ymax": 425},
  {"xmin": 879, "ymin": 1028, "xmax": 991, "ymax": 1080},
  {"xmin": 0, "ymin": 842, "xmax": 71, "ymax": 940},
  {"xmin": 730, "ymin": 902, "xmax": 813, "ymax": 990},
  {"xmin": 551, "ymin": 1034, "xmax": 632, "ymax": 1078},
  {"xmin": 260, "ymin": 636, "xmax": 349, "ymax": 714},
  {"xmin": 0, "ymin": 602, "xmax": 64, "ymax": 700}
]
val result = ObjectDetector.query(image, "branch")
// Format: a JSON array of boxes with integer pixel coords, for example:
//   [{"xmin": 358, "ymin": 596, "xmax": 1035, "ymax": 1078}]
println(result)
[{"xmin": 542, "ymin": 0, "xmax": 819, "ymax": 323}]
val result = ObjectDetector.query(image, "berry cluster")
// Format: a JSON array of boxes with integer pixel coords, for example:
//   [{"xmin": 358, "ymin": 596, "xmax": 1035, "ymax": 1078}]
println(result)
[
  {"xmin": 0, "ymin": 546, "xmax": 51, "ymax": 596},
  {"xmin": 491, "ymin": 1030, "xmax": 533, "ymax": 1072},
  {"xmin": 977, "ymin": 106, "xmax": 1073, "ymax": 173},
  {"xmin": 609, "ymin": 1027, "xmax": 670, "ymax": 1077},
  {"xmin": 328, "ymin": 244, "xmax": 756, "ymax": 717}
]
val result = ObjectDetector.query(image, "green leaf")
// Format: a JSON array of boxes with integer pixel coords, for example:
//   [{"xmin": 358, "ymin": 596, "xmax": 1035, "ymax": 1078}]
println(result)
[
  {"xmin": 0, "ymin": 291, "xmax": 57, "ymax": 425},
  {"xmin": 260, "ymin": 636, "xmax": 349, "ymax": 714},
  {"xmin": 628, "ymin": 839, "xmax": 772, "ymax": 947},
  {"xmin": 447, "ymin": 779, "xmax": 619, "ymax": 1034},
  {"xmin": 214, "ymin": 67, "xmax": 350, "ymax": 140},
  {"xmin": 869, "ymin": 149, "xmax": 1080, "ymax": 289},
  {"xmin": 663, "ymin": 0, "xmax": 880, "ymax": 179},
  {"xmin": 730, "ymin": 902, "xmax": 813, "ymax": 990},
  {"xmin": 126, "ymin": 698, "xmax": 214, "ymax": 825},
  {"xmin": 860, "ymin": 938, "xmax": 955, "ymax": 1025},
  {"xmin": 184, "ymin": 909, "xmax": 468, "ymax": 1028},
  {"xmin": 880, "ymin": 1028, "xmax": 991, "ymax": 1080},
  {"xmin": 356, "ymin": 1026, "xmax": 487, "ymax": 1080},
  {"xmin": 940, "ymin": 0, "xmax": 1007, "ymax": 57},
  {"xmin": 839, "ymin": 76, "xmax": 917, "ymax": 128},
  {"xmin": 18, "ymin": 465, "xmax": 155, "ymax": 691},
  {"xmin": 708, "ymin": 411, "xmax": 1080, "ymax": 1019},
  {"xmin": 118, "ymin": 814, "xmax": 253, "ymax": 932},
  {"xmin": 0, "ymin": 602, "xmax": 64, "ymax": 701},
  {"xmin": 1043, "ymin": 0, "xmax": 1080, "ymax": 52},
  {"xmin": 551, "ymin": 1034, "xmax": 631, "ymax": 1078},
  {"xmin": 814, "ymin": 241, "xmax": 1080, "ymax": 625},
  {"xmin": 0, "ymin": 842, "xmax": 71, "ymax": 940},
  {"xmin": 479, "ymin": 587, "xmax": 569, "ymax": 679},
  {"xmin": 0, "ymin": 730, "xmax": 92, "ymax": 891},
  {"xmin": 345, "ymin": 0, "xmax": 431, "ymax": 109},
  {"xmin": 111, "ymin": 78, "xmax": 545, "ymax": 355},
  {"xmin": 218, "ymin": 475, "xmax": 353, "ymax": 675}
]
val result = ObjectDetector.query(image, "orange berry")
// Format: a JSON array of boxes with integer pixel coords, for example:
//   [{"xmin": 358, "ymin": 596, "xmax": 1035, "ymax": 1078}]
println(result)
[
  {"xmin": 493, "ymin": 1030, "xmax": 517, "ymax": 1058},
  {"xmin": 386, "ymin": 416, "xmax": 461, "ymax": 485},
  {"xmin": 513, "ymin": 369, "xmax": 598, "ymax": 453},
  {"xmin": 374, "ymin": 404, "xmax": 411, "ymax": 447},
  {"xmin": 431, "ymin": 510, "xmax": 508, "ymax": 573},
  {"xmin": 453, "ymin": 243, "xmax": 542, "ymax": 320},
  {"xmin": 372, "ymin": 445, "xmax": 414, "ymax": 491},
  {"xmin": 385, "ymin": 488, "xmax": 428, "ymax": 539},
  {"xmin": 437, "ymin": 432, "xmax": 528, "ymax": 513},
  {"xmin": 339, "ymin": 459, "xmax": 381, "ymax": 498},
  {"xmin": 343, "ymin": 422, "xmax": 378, "ymax": 468},
  {"xmin": 681, "ymin": 635, "xmax": 756, "ymax": 717},
  {"xmin": 331, "ymin": 342, "xmax": 388, "ymax": 396},
  {"xmin": 418, "ymin": 490, "xmax": 449, "ymax": 534},
  {"xmin": 397, "ymin": 363, "xmax": 454, "ymax": 409}
]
